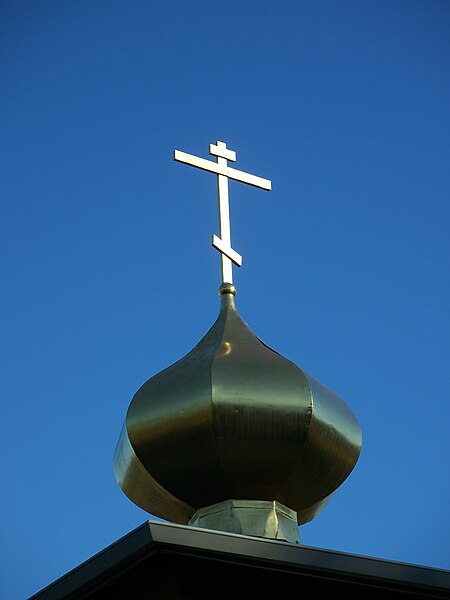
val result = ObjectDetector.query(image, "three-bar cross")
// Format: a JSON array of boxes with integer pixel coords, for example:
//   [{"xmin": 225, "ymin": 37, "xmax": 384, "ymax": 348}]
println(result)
[{"xmin": 174, "ymin": 141, "xmax": 271, "ymax": 285}]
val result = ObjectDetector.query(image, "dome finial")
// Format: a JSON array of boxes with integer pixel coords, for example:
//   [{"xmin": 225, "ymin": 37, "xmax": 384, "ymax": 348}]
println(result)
[
  {"xmin": 218, "ymin": 282, "xmax": 236, "ymax": 296},
  {"xmin": 174, "ymin": 141, "xmax": 271, "ymax": 286}
]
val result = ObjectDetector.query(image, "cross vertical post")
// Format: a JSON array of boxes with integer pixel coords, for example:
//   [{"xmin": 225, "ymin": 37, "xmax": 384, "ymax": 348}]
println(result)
[{"xmin": 216, "ymin": 142, "xmax": 233, "ymax": 284}]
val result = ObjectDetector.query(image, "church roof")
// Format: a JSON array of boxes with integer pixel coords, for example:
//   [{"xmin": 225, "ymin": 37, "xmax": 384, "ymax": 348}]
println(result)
[{"xmin": 30, "ymin": 520, "xmax": 450, "ymax": 599}]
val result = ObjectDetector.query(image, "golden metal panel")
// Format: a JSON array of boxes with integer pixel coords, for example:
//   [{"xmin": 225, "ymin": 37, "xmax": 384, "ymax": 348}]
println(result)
[{"xmin": 114, "ymin": 285, "xmax": 362, "ymax": 528}]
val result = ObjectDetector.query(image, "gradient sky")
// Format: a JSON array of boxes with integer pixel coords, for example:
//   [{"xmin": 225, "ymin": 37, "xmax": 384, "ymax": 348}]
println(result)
[{"xmin": 1, "ymin": 2, "xmax": 449, "ymax": 598}]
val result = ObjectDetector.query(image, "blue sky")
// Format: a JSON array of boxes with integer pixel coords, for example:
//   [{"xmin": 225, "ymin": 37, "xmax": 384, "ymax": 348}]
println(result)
[{"xmin": 1, "ymin": 2, "xmax": 449, "ymax": 598}]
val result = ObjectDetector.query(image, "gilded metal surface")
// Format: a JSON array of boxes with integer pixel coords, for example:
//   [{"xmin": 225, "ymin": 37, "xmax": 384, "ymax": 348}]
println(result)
[
  {"xmin": 189, "ymin": 500, "xmax": 300, "ymax": 543},
  {"xmin": 114, "ymin": 284, "xmax": 362, "ymax": 528},
  {"xmin": 174, "ymin": 141, "xmax": 271, "ymax": 285}
]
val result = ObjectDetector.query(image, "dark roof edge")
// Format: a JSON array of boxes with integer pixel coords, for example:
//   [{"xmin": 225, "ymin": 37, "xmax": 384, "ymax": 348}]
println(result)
[
  {"xmin": 29, "ymin": 520, "xmax": 450, "ymax": 599},
  {"xmin": 149, "ymin": 521, "xmax": 450, "ymax": 594},
  {"xmin": 28, "ymin": 522, "xmax": 156, "ymax": 600}
]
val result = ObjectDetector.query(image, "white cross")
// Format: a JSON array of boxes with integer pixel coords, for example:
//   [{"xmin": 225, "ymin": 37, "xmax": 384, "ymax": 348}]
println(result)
[{"xmin": 174, "ymin": 141, "xmax": 271, "ymax": 285}]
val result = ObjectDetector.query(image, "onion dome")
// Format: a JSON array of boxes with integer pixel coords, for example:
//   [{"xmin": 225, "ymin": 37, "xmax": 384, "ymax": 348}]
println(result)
[
  {"xmin": 114, "ymin": 283, "xmax": 362, "ymax": 542},
  {"xmin": 114, "ymin": 140, "xmax": 362, "ymax": 543}
]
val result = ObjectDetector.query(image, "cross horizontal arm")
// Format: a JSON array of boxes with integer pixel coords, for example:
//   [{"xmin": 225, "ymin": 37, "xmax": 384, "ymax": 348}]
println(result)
[
  {"xmin": 174, "ymin": 150, "xmax": 272, "ymax": 191},
  {"xmin": 212, "ymin": 235, "xmax": 242, "ymax": 267},
  {"xmin": 209, "ymin": 143, "xmax": 236, "ymax": 162}
]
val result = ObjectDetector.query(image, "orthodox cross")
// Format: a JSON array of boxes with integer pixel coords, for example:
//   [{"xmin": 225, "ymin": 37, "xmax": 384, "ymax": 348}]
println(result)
[{"xmin": 174, "ymin": 141, "xmax": 271, "ymax": 285}]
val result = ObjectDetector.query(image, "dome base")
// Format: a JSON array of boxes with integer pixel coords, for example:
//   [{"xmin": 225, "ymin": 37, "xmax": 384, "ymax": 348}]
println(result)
[{"xmin": 188, "ymin": 499, "xmax": 300, "ymax": 544}]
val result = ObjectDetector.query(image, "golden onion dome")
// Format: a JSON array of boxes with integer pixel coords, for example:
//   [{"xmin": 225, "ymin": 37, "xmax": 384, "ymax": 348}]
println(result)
[{"xmin": 114, "ymin": 283, "xmax": 362, "ymax": 539}]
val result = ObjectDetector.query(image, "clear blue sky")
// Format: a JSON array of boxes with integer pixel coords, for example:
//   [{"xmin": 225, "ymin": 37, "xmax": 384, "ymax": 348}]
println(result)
[{"xmin": 1, "ymin": 2, "xmax": 449, "ymax": 598}]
